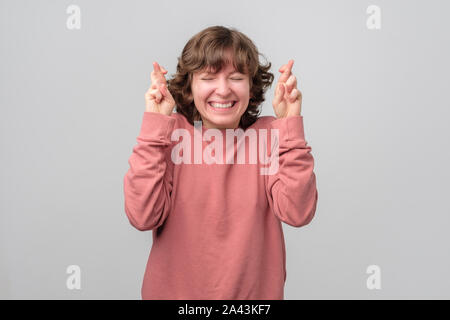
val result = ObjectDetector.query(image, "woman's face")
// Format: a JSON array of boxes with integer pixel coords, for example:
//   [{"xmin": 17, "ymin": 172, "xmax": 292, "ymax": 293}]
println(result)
[{"xmin": 190, "ymin": 55, "xmax": 251, "ymax": 130}]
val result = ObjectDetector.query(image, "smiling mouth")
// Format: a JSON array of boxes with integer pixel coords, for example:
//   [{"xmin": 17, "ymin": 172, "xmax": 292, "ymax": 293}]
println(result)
[{"xmin": 208, "ymin": 101, "xmax": 237, "ymax": 109}]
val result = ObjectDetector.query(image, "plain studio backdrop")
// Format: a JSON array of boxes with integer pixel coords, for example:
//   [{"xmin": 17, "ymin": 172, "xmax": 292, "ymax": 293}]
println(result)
[{"xmin": 1, "ymin": 0, "xmax": 449, "ymax": 299}]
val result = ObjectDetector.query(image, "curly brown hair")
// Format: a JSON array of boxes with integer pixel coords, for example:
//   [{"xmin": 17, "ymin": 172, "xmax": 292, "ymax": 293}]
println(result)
[{"xmin": 166, "ymin": 25, "xmax": 274, "ymax": 130}]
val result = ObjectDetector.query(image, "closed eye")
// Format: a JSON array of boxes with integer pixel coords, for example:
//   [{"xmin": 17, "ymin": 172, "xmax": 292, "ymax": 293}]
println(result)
[{"xmin": 201, "ymin": 78, "xmax": 244, "ymax": 81}]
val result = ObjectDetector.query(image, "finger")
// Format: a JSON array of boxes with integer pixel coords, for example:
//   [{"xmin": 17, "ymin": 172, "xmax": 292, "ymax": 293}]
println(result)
[
  {"xmin": 273, "ymin": 82, "xmax": 285, "ymax": 106},
  {"xmin": 155, "ymin": 89, "xmax": 162, "ymax": 101},
  {"xmin": 287, "ymin": 59, "xmax": 294, "ymax": 72},
  {"xmin": 147, "ymin": 92, "xmax": 156, "ymax": 101},
  {"xmin": 159, "ymin": 83, "xmax": 166, "ymax": 96},
  {"xmin": 150, "ymin": 71, "xmax": 165, "ymax": 87},
  {"xmin": 289, "ymin": 88, "xmax": 301, "ymax": 102},
  {"xmin": 154, "ymin": 61, "xmax": 168, "ymax": 75},
  {"xmin": 278, "ymin": 59, "xmax": 294, "ymax": 73},
  {"xmin": 150, "ymin": 70, "xmax": 159, "ymax": 86},
  {"xmin": 289, "ymin": 88, "xmax": 296, "ymax": 102},
  {"xmin": 278, "ymin": 60, "xmax": 294, "ymax": 83},
  {"xmin": 153, "ymin": 62, "xmax": 168, "ymax": 85},
  {"xmin": 149, "ymin": 88, "xmax": 162, "ymax": 102},
  {"xmin": 285, "ymin": 74, "xmax": 297, "ymax": 93},
  {"xmin": 151, "ymin": 63, "xmax": 161, "ymax": 80},
  {"xmin": 153, "ymin": 61, "xmax": 162, "ymax": 73},
  {"xmin": 278, "ymin": 67, "xmax": 290, "ymax": 83}
]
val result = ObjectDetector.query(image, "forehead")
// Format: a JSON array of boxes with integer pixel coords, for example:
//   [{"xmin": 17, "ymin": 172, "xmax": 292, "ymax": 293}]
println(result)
[{"xmin": 200, "ymin": 63, "xmax": 243, "ymax": 75}]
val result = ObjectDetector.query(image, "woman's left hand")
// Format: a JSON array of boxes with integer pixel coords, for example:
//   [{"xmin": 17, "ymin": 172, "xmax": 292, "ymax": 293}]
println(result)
[{"xmin": 272, "ymin": 59, "xmax": 302, "ymax": 118}]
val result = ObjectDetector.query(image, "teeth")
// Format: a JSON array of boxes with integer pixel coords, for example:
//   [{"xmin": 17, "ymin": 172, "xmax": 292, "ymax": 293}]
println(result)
[{"xmin": 210, "ymin": 102, "xmax": 235, "ymax": 108}]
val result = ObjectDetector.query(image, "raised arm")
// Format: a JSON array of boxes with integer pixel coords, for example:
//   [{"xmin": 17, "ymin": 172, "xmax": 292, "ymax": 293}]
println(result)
[
  {"xmin": 123, "ymin": 112, "xmax": 176, "ymax": 231},
  {"xmin": 265, "ymin": 59, "xmax": 318, "ymax": 227},
  {"xmin": 123, "ymin": 62, "xmax": 177, "ymax": 231},
  {"xmin": 264, "ymin": 115, "xmax": 318, "ymax": 227}
]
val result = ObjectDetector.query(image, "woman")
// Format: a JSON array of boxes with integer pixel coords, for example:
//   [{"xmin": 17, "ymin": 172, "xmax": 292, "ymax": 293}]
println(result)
[{"xmin": 123, "ymin": 25, "xmax": 318, "ymax": 300}]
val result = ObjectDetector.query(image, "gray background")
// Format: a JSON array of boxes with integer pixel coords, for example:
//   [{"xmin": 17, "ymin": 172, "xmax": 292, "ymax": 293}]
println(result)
[{"xmin": 1, "ymin": 0, "xmax": 449, "ymax": 299}]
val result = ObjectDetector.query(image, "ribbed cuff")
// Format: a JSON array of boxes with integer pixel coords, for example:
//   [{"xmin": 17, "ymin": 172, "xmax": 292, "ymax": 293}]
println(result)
[
  {"xmin": 138, "ymin": 112, "xmax": 176, "ymax": 142},
  {"xmin": 269, "ymin": 115, "xmax": 305, "ymax": 142}
]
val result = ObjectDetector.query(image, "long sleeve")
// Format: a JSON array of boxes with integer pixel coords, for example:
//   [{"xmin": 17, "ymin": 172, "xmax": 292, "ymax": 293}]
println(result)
[
  {"xmin": 123, "ymin": 111, "xmax": 176, "ymax": 231},
  {"xmin": 264, "ymin": 115, "xmax": 318, "ymax": 227}
]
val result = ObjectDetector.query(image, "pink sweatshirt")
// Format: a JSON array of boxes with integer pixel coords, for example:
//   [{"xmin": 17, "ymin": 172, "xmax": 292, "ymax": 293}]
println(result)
[{"xmin": 123, "ymin": 111, "xmax": 318, "ymax": 300}]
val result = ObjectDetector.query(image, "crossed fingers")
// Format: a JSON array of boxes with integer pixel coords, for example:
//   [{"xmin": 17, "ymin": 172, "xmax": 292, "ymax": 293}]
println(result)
[
  {"xmin": 278, "ymin": 59, "xmax": 298, "ymax": 96},
  {"xmin": 151, "ymin": 61, "xmax": 168, "ymax": 88}
]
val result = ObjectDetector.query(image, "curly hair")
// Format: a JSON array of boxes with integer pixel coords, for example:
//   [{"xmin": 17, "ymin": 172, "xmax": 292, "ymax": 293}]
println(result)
[{"xmin": 166, "ymin": 25, "xmax": 274, "ymax": 130}]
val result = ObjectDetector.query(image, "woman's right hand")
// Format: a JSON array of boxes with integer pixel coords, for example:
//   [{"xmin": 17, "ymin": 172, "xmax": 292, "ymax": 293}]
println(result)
[{"xmin": 145, "ymin": 62, "xmax": 176, "ymax": 116}]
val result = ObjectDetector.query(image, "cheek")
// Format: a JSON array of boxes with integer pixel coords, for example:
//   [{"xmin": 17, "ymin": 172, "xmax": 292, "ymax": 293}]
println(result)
[
  {"xmin": 226, "ymin": 81, "xmax": 249, "ymax": 96},
  {"xmin": 237, "ymin": 85, "xmax": 251, "ymax": 99},
  {"xmin": 194, "ymin": 85, "xmax": 213, "ymax": 99}
]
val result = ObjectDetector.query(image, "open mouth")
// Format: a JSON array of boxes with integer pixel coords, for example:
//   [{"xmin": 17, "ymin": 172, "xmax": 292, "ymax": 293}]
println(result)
[{"xmin": 208, "ymin": 101, "xmax": 237, "ymax": 109}]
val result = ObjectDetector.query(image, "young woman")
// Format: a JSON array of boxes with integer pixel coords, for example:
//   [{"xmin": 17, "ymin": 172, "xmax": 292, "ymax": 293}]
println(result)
[{"xmin": 123, "ymin": 25, "xmax": 318, "ymax": 300}]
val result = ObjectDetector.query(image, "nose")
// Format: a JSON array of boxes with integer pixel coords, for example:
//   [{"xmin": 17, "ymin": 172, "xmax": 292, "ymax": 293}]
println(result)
[{"xmin": 215, "ymin": 77, "xmax": 232, "ymax": 96}]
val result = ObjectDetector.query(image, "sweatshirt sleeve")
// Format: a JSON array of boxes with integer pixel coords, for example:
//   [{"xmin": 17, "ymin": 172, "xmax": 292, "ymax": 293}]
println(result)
[
  {"xmin": 123, "ymin": 112, "xmax": 176, "ymax": 231},
  {"xmin": 264, "ymin": 115, "xmax": 318, "ymax": 227}
]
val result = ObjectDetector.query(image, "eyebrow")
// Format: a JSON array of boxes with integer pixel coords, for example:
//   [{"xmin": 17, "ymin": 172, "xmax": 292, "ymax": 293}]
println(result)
[{"xmin": 202, "ymin": 70, "xmax": 242, "ymax": 75}]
